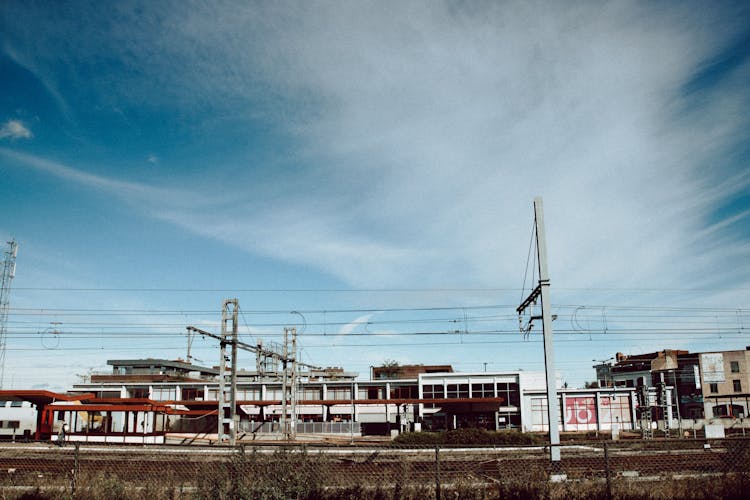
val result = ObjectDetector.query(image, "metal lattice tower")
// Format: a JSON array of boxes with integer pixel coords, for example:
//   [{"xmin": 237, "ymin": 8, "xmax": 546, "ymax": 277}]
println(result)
[
  {"xmin": 187, "ymin": 302, "xmax": 318, "ymax": 444},
  {"xmin": 0, "ymin": 239, "xmax": 18, "ymax": 389},
  {"xmin": 280, "ymin": 327, "xmax": 297, "ymax": 440},
  {"xmin": 218, "ymin": 298, "xmax": 239, "ymax": 445}
]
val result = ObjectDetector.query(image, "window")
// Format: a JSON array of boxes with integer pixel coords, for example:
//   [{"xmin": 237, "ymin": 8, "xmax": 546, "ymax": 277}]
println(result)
[
  {"xmin": 181, "ymin": 387, "xmax": 205, "ymax": 400},
  {"xmin": 236, "ymin": 387, "xmax": 261, "ymax": 400},
  {"xmin": 328, "ymin": 387, "xmax": 352, "ymax": 400},
  {"xmin": 296, "ymin": 387, "xmax": 321, "ymax": 400},
  {"xmin": 709, "ymin": 383, "xmax": 718, "ymax": 393},
  {"xmin": 265, "ymin": 388, "xmax": 283, "ymax": 400},
  {"xmin": 733, "ymin": 380, "xmax": 742, "ymax": 392},
  {"xmin": 423, "ymin": 384, "xmax": 444, "ymax": 399},
  {"xmin": 10, "ymin": 401, "xmax": 22, "ymax": 407},
  {"xmin": 129, "ymin": 388, "xmax": 149, "ymax": 399},
  {"xmin": 497, "ymin": 383, "xmax": 520, "ymax": 406},
  {"xmin": 390, "ymin": 386, "xmax": 417, "ymax": 399},
  {"xmin": 151, "ymin": 387, "xmax": 176, "ymax": 400},
  {"xmin": 471, "ymin": 383, "xmax": 495, "ymax": 398},
  {"xmin": 358, "ymin": 386, "xmax": 384, "ymax": 400},
  {"xmin": 730, "ymin": 361, "xmax": 740, "ymax": 373},
  {"xmin": 446, "ymin": 384, "xmax": 469, "ymax": 398}
]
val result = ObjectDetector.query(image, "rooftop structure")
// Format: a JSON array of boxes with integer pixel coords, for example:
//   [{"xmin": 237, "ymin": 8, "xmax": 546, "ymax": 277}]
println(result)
[{"xmin": 371, "ymin": 364, "xmax": 453, "ymax": 380}]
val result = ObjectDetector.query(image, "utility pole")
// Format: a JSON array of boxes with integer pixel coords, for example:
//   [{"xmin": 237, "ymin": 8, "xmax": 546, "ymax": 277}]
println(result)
[
  {"xmin": 218, "ymin": 299, "xmax": 239, "ymax": 445},
  {"xmin": 0, "ymin": 239, "xmax": 18, "ymax": 389},
  {"xmin": 517, "ymin": 198, "xmax": 560, "ymax": 462}
]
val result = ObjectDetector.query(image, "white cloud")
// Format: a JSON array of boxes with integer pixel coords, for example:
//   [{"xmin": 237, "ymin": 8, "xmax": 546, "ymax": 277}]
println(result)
[
  {"xmin": 0, "ymin": 119, "xmax": 32, "ymax": 140},
  {"xmin": 3, "ymin": 2, "xmax": 750, "ymax": 303},
  {"xmin": 338, "ymin": 314, "xmax": 374, "ymax": 336}
]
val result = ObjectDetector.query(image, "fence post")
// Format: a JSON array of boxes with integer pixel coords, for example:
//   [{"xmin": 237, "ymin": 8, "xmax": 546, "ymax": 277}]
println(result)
[
  {"xmin": 434, "ymin": 445, "xmax": 441, "ymax": 500},
  {"xmin": 70, "ymin": 442, "xmax": 80, "ymax": 496},
  {"xmin": 604, "ymin": 441, "xmax": 611, "ymax": 500}
]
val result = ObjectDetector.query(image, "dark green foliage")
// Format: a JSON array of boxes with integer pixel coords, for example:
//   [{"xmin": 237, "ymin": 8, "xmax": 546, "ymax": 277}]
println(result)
[{"xmin": 391, "ymin": 431, "xmax": 443, "ymax": 445}]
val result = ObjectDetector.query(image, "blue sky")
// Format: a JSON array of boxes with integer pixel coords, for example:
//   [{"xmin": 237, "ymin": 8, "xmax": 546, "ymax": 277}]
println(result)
[{"xmin": 1, "ymin": 1, "xmax": 749, "ymax": 391}]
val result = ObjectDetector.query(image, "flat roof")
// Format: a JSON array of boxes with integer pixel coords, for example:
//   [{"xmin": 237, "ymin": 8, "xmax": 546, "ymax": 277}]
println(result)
[{"xmin": 108, "ymin": 359, "xmax": 218, "ymax": 374}]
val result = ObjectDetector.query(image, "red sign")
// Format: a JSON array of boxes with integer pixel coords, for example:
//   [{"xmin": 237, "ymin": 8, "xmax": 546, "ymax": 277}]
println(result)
[{"xmin": 566, "ymin": 397, "xmax": 596, "ymax": 424}]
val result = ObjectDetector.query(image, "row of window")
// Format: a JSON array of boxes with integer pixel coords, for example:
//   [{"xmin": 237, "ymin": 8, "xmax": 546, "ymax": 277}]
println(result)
[
  {"xmin": 708, "ymin": 379, "xmax": 743, "ymax": 393},
  {"xmin": 135, "ymin": 384, "xmax": 522, "ymax": 401},
  {"xmin": 0, "ymin": 401, "xmax": 25, "ymax": 408},
  {"xmin": 137, "ymin": 385, "xmax": 422, "ymax": 401},
  {"xmin": 422, "ymin": 383, "xmax": 520, "ymax": 405}
]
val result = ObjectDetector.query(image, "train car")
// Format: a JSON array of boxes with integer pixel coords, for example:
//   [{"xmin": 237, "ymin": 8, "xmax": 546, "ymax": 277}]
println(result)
[{"xmin": 0, "ymin": 400, "xmax": 37, "ymax": 440}]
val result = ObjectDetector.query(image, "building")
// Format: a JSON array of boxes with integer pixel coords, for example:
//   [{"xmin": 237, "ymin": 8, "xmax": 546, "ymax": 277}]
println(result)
[
  {"xmin": 699, "ymin": 347, "xmax": 750, "ymax": 419},
  {"xmin": 66, "ymin": 358, "xmax": 641, "ymax": 440},
  {"xmin": 593, "ymin": 350, "xmax": 703, "ymax": 419},
  {"xmin": 524, "ymin": 387, "xmax": 637, "ymax": 433}
]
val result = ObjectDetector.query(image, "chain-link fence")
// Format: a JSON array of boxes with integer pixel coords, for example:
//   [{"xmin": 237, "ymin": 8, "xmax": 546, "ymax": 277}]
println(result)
[{"xmin": 0, "ymin": 439, "xmax": 748, "ymax": 499}]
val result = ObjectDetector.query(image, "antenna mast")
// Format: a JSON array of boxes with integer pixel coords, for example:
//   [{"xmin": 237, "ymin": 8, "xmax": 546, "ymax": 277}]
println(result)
[{"xmin": 0, "ymin": 239, "xmax": 18, "ymax": 388}]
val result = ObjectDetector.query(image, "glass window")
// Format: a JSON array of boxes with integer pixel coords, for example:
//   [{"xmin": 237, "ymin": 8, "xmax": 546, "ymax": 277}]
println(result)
[
  {"xmin": 237, "ymin": 387, "xmax": 261, "ymax": 400},
  {"xmin": 423, "ymin": 384, "xmax": 445, "ymax": 399},
  {"xmin": 731, "ymin": 361, "xmax": 740, "ymax": 373},
  {"xmin": 530, "ymin": 397, "xmax": 549, "ymax": 431},
  {"xmin": 497, "ymin": 383, "xmax": 520, "ymax": 406},
  {"xmin": 10, "ymin": 401, "xmax": 22, "ymax": 407},
  {"xmin": 446, "ymin": 384, "xmax": 469, "ymax": 398},
  {"xmin": 733, "ymin": 380, "xmax": 742, "ymax": 392},
  {"xmin": 709, "ymin": 383, "xmax": 718, "ymax": 393},
  {"xmin": 328, "ymin": 387, "xmax": 352, "ymax": 400},
  {"xmin": 390, "ymin": 386, "xmax": 417, "ymax": 399},
  {"xmin": 425, "ymin": 384, "xmax": 441, "ymax": 398},
  {"xmin": 358, "ymin": 386, "xmax": 384, "ymax": 400},
  {"xmin": 151, "ymin": 387, "xmax": 176, "ymax": 400},
  {"xmin": 297, "ymin": 387, "xmax": 321, "ymax": 400},
  {"xmin": 471, "ymin": 383, "xmax": 495, "ymax": 398},
  {"xmin": 265, "ymin": 388, "xmax": 283, "ymax": 400},
  {"xmin": 181, "ymin": 387, "xmax": 204, "ymax": 400},
  {"xmin": 129, "ymin": 388, "xmax": 149, "ymax": 399}
]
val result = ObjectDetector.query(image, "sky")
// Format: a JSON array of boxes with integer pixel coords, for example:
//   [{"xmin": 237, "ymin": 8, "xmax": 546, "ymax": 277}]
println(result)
[{"xmin": 1, "ymin": 0, "xmax": 749, "ymax": 392}]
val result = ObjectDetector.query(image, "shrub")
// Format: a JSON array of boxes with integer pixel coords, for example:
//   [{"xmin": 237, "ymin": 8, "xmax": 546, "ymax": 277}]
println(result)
[
  {"xmin": 393, "ymin": 429, "xmax": 544, "ymax": 446},
  {"xmin": 392, "ymin": 431, "xmax": 443, "ymax": 445}
]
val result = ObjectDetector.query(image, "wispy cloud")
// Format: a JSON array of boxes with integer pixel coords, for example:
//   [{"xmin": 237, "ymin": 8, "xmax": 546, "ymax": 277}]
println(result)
[
  {"xmin": 3, "ymin": 1, "xmax": 749, "ymax": 302},
  {"xmin": 0, "ymin": 148, "xmax": 199, "ymax": 210},
  {"xmin": 0, "ymin": 119, "xmax": 32, "ymax": 140},
  {"xmin": 338, "ymin": 314, "xmax": 374, "ymax": 336}
]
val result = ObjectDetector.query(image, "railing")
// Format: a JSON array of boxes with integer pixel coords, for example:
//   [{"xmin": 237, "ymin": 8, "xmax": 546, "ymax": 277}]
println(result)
[{"xmin": 238, "ymin": 421, "xmax": 361, "ymax": 434}]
